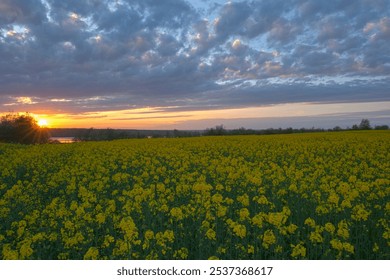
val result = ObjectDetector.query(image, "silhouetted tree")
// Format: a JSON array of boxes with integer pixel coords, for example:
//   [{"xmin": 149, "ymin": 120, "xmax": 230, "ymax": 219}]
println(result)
[
  {"xmin": 333, "ymin": 126, "xmax": 342, "ymax": 131},
  {"xmin": 359, "ymin": 119, "xmax": 371, "ymax": 130},
  {"xmin": 205, "ymin": 125, "xmax": 227, "ymax": 136},
  {"xmin": 0, "ymin": 113, "xmax": 50, "ymax": 144}
]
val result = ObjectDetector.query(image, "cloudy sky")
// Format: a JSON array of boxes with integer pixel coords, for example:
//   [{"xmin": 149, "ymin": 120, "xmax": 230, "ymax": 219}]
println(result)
[{"xmin": 0, "ymin": 0, "xmax": 389, "ymax": 129}]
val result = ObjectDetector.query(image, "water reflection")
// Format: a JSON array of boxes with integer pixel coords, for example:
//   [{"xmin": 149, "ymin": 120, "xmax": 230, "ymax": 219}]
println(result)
[{"xmin": 50, "ymin": 137, "xmax": 76, "ymax": 143}]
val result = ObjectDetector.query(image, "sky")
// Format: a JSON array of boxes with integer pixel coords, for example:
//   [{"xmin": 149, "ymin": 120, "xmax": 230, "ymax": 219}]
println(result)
[{"xmin": 0, "ymin": 0, "xmax": 389, "ymax": 130}]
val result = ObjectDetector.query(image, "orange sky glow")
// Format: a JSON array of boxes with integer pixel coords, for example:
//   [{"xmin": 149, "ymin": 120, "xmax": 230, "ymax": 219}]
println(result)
[{"xmin": 20, "ymin": 101, "xmax": 389, "ymax": 130}]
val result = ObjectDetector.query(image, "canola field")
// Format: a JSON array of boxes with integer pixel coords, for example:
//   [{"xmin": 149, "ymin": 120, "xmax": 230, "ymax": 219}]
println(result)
[{"xmin": 0, "ymin": 131, "xmax": 389, "ymax": 260}]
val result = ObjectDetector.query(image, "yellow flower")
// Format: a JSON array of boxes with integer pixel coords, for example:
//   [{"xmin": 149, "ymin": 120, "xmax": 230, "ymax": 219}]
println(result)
[
  {"xmin": 268, "ymin": 212, "xmax": 286, "ymax": 227},
  {"xmin": 31, "ymin": 233, "xmax": 43, "ymax": 243},
  {"xmin": 343, "ymin": 242, "xmax": 354, "ymax": 254},
  {"xmin": 315, "ymin": 205, "xmax": 329, "ymax": 214},
  {"xmin": 337, "ymin": 220, "xmax": 350, "ymax": 239},
  {"xmin": 19, "ymin": 240, "xmax": 33, "ymax": 259},
  {"xmin": 275, "ymin": 245, "xmax": 283, "ymax": 253},
  {"xmin": 48, "ymin": 232, "xmax": 58, "ymax": 242},
  {"xmin": 385, "ymin": 202, "xmax": 390, "ymax": 213},
  {"xmin": 84, "ymin": 247, "xmax": 99, "ymax": 260},
  {"xmin": 291, "ymin": 243, "xmax": 306, "ymax": 258},
  {"xmin": 118, "ymin": 216, "xmax": 138, "ymax": 241},
  {"xmin": 146, "ymin": 251, "xmax": 158, "ymax": 260},
  {"xmin": 373, "ymin": 243, "xmax": 379, "ymax": 252},
  {"xmin": 64, "ymin": 232, "xmax": 85, "ymax": 248},
  {"xmin": 239, "ymin": 208, "xmax": 250, "ymax": 220},
  {"xmin": 2, "ymin": 244, "xmax": 19, "ymax": 259},
  {"xmin": 75, "ymin": 206, "xmax": 85, "ymax": 217},
  {"xmin": 309, "ymin": 231, "xmax": 323, "ymax": 243},
  {"xmin": 382, "ymin": 230, "xmax": 390, "ymax": 240},
  {"xmin": 17, "ymin": 220, "xmax": 27, "ymax": 238},
  {"xmin": 58, "ymin": 253, "xmax": 70, "ymax": 260},
  {"xmin": 193, "ymin": 184, "xmax": 212, "ymax": 192},
  {"xmin": 211, "ymin": 193, "xmax": 223, "ymax": 204},
  {"xmin": 233, "ymin": 224, "xmax": 247, "ymax": 238},
  {"xmin": 252, "ymin": 214, "xmax": 265, "ymax": 228},
  {"xmin": 144, "ymin": 230, "xmax": 154, "ymax": 240},
  {"xmin": 256, "ymin": 195, "xmax": 269, "ymax": 205},
  {"xmin": 304, "ymin": 217, "xmax": 316, "ymax": 228},
  {"xmin": 237, "ymin": 194, "xmax": 249, "ymax": 207},
  {"xmin": 170, "ymin": 207, "xmax": 184, "ymax": 220},
  {"xmin": 262, "ymin": 229, "xmax": 276, "ymax": 249},
  {"xmin": 351, "ymin": 204, "xmax": 371, "ymax": 221},
  {"xmin": 286, "ymin": 224, "xmax": 298, "ymax": 234},
  {"xmin": 205, "ymin": 229, "xmax": 216, "ymax": 240},
  {"xmin": 328, "ymin": 192, "xmax": 340, "ymax": 205},
  {"xmin": 113, "ymin": 239, "xmax": 129, "ymax": 256},
  {"xmin": 225, "ymin": 198, "xmax": 234, "ymax": 205},
  {"xmin": 96, "ymin": 213, "xmax": 106, "ymax": 224},
  {"xmin": 202, "ymin": 220, "xmax": 211, "ymax": 229},
  {"xmin": 348, "ymin": 175, "xmax": 357, "ymax": 183},
  {"xmin": 160, "ymin": 204, "xmax": 169, "ymax": 212},
  {"xmin": 216, "ymin": 205, "xmax": 227, "ymax": 217},
  {"xmin": 102, "ymin": 235, "xmax": 115, "ymax": 248},
  {"xmin": 324, "ymin": 222, "xmax": 335, "ymax": 234},
  {"xmin": 341, "ymin": 199, "xmax": 352, "ymax": 209},
  {"xmin": 173, "ymin": 247, "xmax": 189, "ymax": 259},
  {"xmin": 247, "ymin": 245, "xmax": 255, "ymax": 254},
  {"xmin": 163, "ymin": 230, "xmax": 175, "ymax": 243},
  {"xmin": 217, "ymin": 246, "xmax": 227, "ymax": 254},
  {"xmin": 288, "ymin": 184, "xmax": 298, "ymax": 192},
  {"xmin": 330, "ymin": 239, "xmax": 343, "ymax": 250}
]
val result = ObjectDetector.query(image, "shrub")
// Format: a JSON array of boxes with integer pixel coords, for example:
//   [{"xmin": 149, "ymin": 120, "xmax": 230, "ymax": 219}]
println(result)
[{"xmin": 0, "ymin": 113, "xmax": 50, "ymax": 144}]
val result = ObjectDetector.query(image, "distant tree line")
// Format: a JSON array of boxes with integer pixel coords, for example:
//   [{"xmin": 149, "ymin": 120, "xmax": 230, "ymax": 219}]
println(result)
[
  {"xmin": 69, "ymin": 128, "xmax": 202, "ymax": 141},
  {"xmin": 334, "ymin": 119, "xmax": 388, "ymax": 131},
  {"xmin": 1, "ymin": 114, "xmax": 388, "ymax": 144},
  {"xmin": 0, "ymin": 113, "xmax": 50, "ymax": 144},
  {"xmin": 203, "ymin": 124, "xmax": 324, "ymax": 136},
  {"xmin": 203, "ymin": 119, "xmax": 388, "ymax": 136},
  {"xmin": 66, "ymin": 118, "xmax": 388, "ymax": 140}
]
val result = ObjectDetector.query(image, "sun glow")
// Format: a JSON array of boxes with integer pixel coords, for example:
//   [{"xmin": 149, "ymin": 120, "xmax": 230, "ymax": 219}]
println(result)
[{"xmin": 37, "ymin": 119, "xmax": 48, "ymax": 127}]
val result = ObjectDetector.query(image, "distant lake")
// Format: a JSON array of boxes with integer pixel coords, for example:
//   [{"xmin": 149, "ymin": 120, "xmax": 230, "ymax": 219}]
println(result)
[{"xmin": 50, "ymin": 137, "xmax": 76, "ymax": 143}]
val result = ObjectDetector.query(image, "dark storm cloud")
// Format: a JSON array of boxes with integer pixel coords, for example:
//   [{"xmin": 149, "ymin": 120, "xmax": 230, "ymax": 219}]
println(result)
[{"xmin": 0, "ymin": 0, "xmax": 389, "ymax": 114}]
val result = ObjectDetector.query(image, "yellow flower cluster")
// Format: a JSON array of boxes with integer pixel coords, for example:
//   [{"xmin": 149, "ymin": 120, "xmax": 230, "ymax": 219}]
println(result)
[
  {"xmin": 0, "ymin": 131, "xmax": 389, "ymax": 259},
  {"xmin": 291, "ymin": 243, "xmax": 306, "ymax": 258}
]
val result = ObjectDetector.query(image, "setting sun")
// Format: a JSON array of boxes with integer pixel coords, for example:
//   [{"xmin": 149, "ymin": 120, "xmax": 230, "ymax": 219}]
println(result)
[{"xmin": 37, "ymin": 119, "xmax": 48, "ymax": 127}]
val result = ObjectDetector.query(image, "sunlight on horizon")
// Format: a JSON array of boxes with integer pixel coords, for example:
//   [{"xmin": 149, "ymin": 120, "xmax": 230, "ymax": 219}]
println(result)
[
  {"xmin": 16, "ymin": 101, "xmax": 389, "ymax": 130},
  {"xmin": 37, "ymin": 119, "xmax": 48, "ymax": 127}
]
